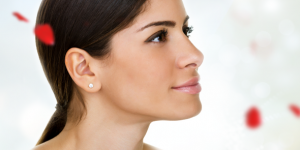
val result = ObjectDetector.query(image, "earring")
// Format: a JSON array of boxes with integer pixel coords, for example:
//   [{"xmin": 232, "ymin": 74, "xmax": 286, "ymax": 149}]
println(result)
[{"xmin": 89, "ymin": 83, "xmax": 94, "ymax": 88}]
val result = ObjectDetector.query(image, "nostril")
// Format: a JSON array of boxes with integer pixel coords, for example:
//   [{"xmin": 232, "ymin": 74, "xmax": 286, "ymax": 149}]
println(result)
[{"xmin": 188, "ymin": 63, "xmax": 197, "ymax": 68}]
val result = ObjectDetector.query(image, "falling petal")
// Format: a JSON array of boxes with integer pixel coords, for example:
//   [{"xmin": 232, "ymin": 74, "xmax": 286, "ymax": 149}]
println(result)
[
  {"xmin": 289, "ymin": 104, "xmax": 300, "ymax": 117},
  {"xmin": 246, "ymin": 106, "xmax": 261, "ymax": 129},
  {"xmin": 12, "ymin": 12, "xmax": 29, "ymax": 22},
  {"xmin": 34, "ymin": 24, "xmax": 55, "ymax": 46}
]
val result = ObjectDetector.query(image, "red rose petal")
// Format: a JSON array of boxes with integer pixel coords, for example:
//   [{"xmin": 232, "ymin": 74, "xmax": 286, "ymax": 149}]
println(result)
[
  {"xmin": 13, "ymin": 12, "xmax": 29, "ymax": 22},
  {"xmin": 34, "ymin": 24, "xmax": 55, "ymax": 46},
  {"xmin": 246, "ymin": 106, "xmax": 261, "ymax": 129},
  {"xmin": 289, "ymin": 104, "xmax": 300, "ymax": 117}
]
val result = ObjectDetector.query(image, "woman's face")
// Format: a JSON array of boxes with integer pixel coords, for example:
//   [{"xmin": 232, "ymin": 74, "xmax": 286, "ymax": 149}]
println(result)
[{"xmin": 98, "ymin": 0, "xmax": 204, "ymax": 121}]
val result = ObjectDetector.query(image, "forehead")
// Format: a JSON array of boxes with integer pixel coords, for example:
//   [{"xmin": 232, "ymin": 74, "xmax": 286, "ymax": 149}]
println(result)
[{"xmin": 129, "ymin": 0, "xmax": 187, "ymax": 31}]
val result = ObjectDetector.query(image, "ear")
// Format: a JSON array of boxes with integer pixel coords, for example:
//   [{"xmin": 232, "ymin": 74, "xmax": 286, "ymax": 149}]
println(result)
[{"xmin": 65, "ymin": 47, "xmax": 101, "ymax": 92}]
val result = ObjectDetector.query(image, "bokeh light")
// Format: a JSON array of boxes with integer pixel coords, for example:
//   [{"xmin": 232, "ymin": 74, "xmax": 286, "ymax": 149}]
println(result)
[{"xmin": 263, "ymin": 0, "xmax": 281, "ymax": 14}]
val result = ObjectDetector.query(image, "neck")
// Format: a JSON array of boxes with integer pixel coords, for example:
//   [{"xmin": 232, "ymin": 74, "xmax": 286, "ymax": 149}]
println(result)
[{"xmin": 54, "ymin": 95, "xmax": 153, "ymax": 150}]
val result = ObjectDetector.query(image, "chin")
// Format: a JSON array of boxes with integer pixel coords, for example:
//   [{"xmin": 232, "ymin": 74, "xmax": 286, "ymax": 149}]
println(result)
[{"xmin": 165, "ymin": 101, "xmax": 202, "ymax": 121}]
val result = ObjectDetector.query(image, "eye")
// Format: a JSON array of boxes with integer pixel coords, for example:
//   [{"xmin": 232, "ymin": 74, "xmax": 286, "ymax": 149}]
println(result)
[
  {"xmin": 183, "ymin": 25, "xmax": 193, "ymax": 38},
  {"xmin": 145, "ymin": 28, "xmax": 168, "ymax": 43}
]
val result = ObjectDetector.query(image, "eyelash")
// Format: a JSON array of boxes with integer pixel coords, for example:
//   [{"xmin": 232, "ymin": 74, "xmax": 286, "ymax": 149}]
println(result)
[
  {"xmin": 184, "ymin": 26, "xmax": 193, "ymax": 38},
  {"xmin": 146, "ymin": 26, "xmax": 194, "ymax": 44},
  {"xmin": 146, "ymin": 28, "xmax": 168, "ymax": 44}
]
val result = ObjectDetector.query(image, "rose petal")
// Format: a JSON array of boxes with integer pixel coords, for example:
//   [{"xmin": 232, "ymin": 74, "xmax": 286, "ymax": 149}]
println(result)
[
  {"xmin": 34, "ymin": 24, "xmax": 55, "ymax": 46},
  {"xmin": 13, "ymin": 12, "xmax": 29, "ymax": 22},
  {"xmin": 246, "ymin": 106, "xmax": 261, "ymax": 129},
  {"xmin": 289, "ymin": 104, "xmax": 300, "ymax": 117}
]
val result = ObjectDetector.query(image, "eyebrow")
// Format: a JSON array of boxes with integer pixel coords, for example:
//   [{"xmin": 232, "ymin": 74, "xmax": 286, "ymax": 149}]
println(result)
[{"xmin": 137, "ymin": 15, "xmax": 189, "ymax": 32}]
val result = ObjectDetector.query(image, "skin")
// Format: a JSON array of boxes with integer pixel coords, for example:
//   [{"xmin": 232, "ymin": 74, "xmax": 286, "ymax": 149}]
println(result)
[{"xmin": 32, "ymin": 0, "xmax": 204, "ymax": 149}]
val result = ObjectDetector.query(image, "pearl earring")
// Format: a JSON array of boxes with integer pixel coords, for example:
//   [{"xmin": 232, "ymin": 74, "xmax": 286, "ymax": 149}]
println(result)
[{"xmin": 89, "ymin": 83, "xmax": 94, "ymax": 88}]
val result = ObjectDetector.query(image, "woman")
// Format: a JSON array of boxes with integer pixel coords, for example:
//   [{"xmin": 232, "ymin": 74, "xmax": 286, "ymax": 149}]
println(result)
[{"xmin": 32, "ymin": 0, "xmax": 204, "ymax": 149}]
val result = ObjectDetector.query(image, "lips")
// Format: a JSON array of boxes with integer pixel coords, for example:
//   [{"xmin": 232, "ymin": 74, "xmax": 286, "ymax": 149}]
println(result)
[{"xmin": 172, "ymin": 76, "xmax": 200, "ymax": 89}]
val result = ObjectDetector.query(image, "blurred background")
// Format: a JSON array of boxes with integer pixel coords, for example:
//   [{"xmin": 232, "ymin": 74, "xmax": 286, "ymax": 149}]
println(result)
[{"xmin": 0, "ymin": 0, "xmax": 300, "ymax": 149}]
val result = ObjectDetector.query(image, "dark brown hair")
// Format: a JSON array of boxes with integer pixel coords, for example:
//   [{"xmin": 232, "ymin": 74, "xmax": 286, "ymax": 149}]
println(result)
[{"xmin": 35, "ymin": 0, "xmax": 149, "ymax": 145}]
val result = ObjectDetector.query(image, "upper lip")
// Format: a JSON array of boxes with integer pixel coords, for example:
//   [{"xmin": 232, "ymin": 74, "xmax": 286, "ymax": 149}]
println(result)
[{"xmin": 172, "ymin": 76, "xmax": 200, "ymax": 88}]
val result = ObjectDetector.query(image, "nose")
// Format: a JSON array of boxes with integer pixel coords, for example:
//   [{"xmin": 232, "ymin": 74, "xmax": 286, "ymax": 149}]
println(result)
[{"xmin": 175, "ymin": 36, "xmax": 204, "ymax": 71}]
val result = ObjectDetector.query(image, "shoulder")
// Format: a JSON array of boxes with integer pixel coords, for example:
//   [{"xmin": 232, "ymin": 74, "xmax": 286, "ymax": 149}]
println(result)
[
  {"xmin": 31, "ymin": 144, "xmax": 46, "ymax": 150},
  {"xmin": 31, "ymin": 140, "xmax": 56, "ymax": 150},
  {"xmin": 31, "ymin": 144, "xmax": 50, "ymax": 150},
  {"xmin": 143, "ymin": 143, "xmax": 162, "ymax": 150},
  {"xmin": 33, "ymin": 141, "xmax": 160, "ymax": 150}
]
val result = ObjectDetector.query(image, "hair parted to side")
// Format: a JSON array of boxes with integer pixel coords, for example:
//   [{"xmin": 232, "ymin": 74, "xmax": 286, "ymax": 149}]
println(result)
[{"xmin": 35, "ymin": 0, "xmax": 149, "ymax": 145}]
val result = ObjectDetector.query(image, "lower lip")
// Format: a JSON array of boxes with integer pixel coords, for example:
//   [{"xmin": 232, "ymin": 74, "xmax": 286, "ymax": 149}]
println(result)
[{"xmin": 172, "ymin": 83, "xmax": 201, "ymax": 94}]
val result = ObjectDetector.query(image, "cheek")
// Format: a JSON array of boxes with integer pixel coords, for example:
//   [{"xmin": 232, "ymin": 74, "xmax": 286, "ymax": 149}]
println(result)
[
  {"xmin": 104, "ymin": 51, "xmax": 173, "ymax": 115},
  {"xmin": 100, "ymin": 48, "xmax": 201, "ymax": 120}
]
